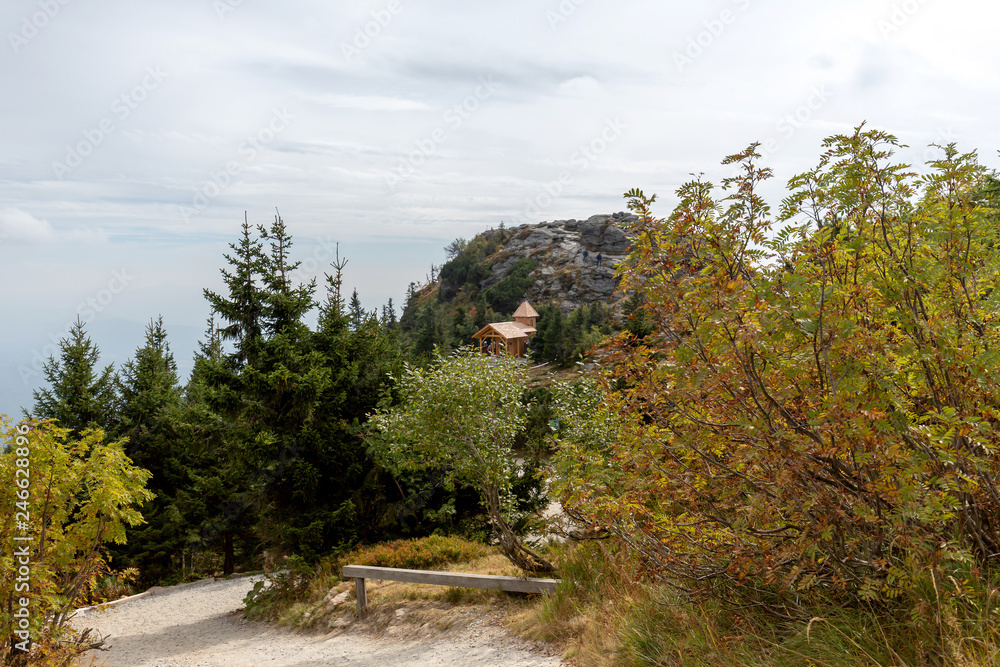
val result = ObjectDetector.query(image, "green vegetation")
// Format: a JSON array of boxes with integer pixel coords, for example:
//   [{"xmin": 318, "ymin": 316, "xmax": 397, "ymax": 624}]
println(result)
[
  {"xmin": 437, "ymin": 228, "xmax": 510, "ymax": 302},
  {"xmin": 484, "ymin": 257, "xmax": 538, "ymax": 313},
  {"xmin": 369, "ymin": 349, "xmax": 554, "ymax": 572},
  {"xmin": 531, "ymin": 302, "xmax": 613, "ymax": 366},
  {"xmin": 0, "ymin": 418, "xmax": 152, "ymax": 663},
  {"xmin": 11, "ymin": 126, "xmax": 1000, "ymax": 666}
]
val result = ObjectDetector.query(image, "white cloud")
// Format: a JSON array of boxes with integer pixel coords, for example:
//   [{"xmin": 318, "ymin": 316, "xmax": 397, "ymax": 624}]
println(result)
[
  {"xmin": 0, "ymin": 208, "xmax": 54, "ymax": 244},
  {"xmin": 0, "ymin": 208, "xmax": 107, "ymax": 246}
]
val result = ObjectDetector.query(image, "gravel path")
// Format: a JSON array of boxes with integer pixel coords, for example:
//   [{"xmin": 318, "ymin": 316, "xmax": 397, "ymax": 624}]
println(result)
[{"xmin": 70, "ymin": 576, "xmax": 564, "ymax": 666}]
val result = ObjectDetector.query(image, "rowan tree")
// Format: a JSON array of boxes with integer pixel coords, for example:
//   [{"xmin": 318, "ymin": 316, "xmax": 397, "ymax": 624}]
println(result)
[
  {"xmin": 554, "ymin": 126, "xmax": 1000, "ymax": 611},
  {"xmin": 368, "ymin": 348, "xmax": 555, "ymax": 572}
]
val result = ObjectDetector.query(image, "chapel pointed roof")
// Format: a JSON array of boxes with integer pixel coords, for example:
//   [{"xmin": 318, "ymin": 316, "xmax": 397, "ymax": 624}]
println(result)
[{"xmin": 512, "ymin": 301, "xmax": 539, "ymax": 318}]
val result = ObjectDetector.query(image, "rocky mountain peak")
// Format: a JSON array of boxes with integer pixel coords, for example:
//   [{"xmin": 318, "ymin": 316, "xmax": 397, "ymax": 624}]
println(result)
[{"xmin": 481, "ymin": 212, "xmax": 638, "ymax": 314}]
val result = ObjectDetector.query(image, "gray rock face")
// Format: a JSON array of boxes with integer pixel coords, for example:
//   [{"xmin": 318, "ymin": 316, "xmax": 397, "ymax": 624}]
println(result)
[
  {"xmin": 580, "ymin": 268, "xmax": 617, "ymax": 295},
  {"xmin": 579, "ymin": 220, "xmax": 604, "ymax": 248},
  {"xmin": 477, "ymin": 212, "xmax": 638, "ymax": 313},
  {"xmin": 601, "ymin": 226, "xmax": 629, "ymax": 253},
  {"xmin": 577, "ymin": 214, "xmax": 632, "ymax": 253}
]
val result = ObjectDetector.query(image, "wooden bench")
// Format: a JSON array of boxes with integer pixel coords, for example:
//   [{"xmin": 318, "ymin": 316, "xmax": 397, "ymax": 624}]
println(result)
[{"xmin": 341, "ymin": 564, "xmax": 560, "ymax": 616}]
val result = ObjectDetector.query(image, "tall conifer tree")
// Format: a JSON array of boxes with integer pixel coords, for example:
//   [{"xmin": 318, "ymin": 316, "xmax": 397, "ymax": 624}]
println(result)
[
  {"xmin": 111, "ymin": 316, "xmax": 189, "ymax": 583},
  {"xmin": 31, "ymin": 318, "xmax": 117, "ymax": 437}
]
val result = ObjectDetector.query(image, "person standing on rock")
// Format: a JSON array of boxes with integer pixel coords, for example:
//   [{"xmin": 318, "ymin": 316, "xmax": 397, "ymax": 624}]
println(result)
[
  {"xmin": 582, "ymin": 248, "xmax": 589, "ymax": 263},
  {"xmin": 596, "ymin": 252, "xmax": 602, "ymax": 267}
]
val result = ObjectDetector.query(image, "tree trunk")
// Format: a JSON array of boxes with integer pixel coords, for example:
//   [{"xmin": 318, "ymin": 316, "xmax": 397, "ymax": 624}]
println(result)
[
  {"xmin": 484, "ymin": 485, "xmax": 555, "ymax": 574},
  {"xmin": 223, "ymin": 533, "xmax": 234, "ymax": 575}
]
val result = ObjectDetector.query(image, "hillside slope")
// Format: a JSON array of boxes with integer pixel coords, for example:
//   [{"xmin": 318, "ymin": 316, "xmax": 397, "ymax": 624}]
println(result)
[
  {"xmin": 397, "ymin": 211, "xmax": 639, "ymax": 364},
  {"xmin": 480, "ymin": 212, "xmax": 637, "ymax": 314},
  {"xmin": 416, "ymin": 211, "xmax": 637, "ymax": 316}
]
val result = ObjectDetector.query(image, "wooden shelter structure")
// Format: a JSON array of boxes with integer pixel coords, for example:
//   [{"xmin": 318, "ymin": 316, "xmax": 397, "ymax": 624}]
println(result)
[{"xmin": 472, "ymin": 300, "xmax": 538, "ymax": 357}]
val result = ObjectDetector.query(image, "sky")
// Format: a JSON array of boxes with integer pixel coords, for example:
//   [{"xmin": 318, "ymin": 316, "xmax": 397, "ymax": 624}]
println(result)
[{"xmin": 2, "ymin": 0, "xmax": 999, "ymax": 418}]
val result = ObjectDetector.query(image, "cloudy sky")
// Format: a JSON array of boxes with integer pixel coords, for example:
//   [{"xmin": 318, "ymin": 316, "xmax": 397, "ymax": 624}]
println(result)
[{"xmin": 2, "ymin": 0, "xmax": 998, "ymax": 417}]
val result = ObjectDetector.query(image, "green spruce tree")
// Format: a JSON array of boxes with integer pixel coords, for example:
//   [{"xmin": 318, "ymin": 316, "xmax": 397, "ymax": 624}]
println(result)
[
  {"xmin": 111, "ymin": 316, "xmax": 191, "ymax": 584},
  {"xmin": 31, "ymin": 318, "xmax": 117, "ymax": 437},
  {"xmin": 198, "ymin": 215, "xmax": 272, "ymax": 573}
]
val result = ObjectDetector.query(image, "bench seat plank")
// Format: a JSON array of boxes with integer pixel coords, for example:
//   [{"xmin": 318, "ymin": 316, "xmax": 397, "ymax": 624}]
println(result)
[{"xmin": 342, "ymin": 565, "xmax": 559, "ymax": 594}]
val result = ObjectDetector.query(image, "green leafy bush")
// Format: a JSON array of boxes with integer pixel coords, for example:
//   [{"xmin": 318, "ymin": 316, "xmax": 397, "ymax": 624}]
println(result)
[
  {"xmin": 0, "ymin": 418, "xmax": 152, "ymax": 663},
  {"xmin": 368, "ymin": 349, "xmax": 554, "ymax": 572}
]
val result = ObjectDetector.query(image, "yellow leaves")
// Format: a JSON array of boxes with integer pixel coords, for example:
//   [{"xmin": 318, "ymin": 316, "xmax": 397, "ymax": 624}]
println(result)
[{"xmin": 0, "ymin": 418, "xmax": 152, "ymax": 631}]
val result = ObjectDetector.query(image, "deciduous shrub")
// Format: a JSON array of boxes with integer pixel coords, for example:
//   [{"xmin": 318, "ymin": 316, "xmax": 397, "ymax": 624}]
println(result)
[
  {"xmin": 369, "ymin": 349, "xmax": 555, "ymax": 572},
  {"xmin": 0, "ymin": 417, "xmax": 152, "ymax": 664},
  {"xmin": 554, "ymin": 127, "xmax": 1000, "ymax": 616}
]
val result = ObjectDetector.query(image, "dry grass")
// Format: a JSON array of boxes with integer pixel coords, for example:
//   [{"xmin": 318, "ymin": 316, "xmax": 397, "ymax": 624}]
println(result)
[
  {"xmin": 507, "ymin": 540, "xmax": 644, "ymax": 665},
  {"xmin": 248, "ymin": 535, "xmax": 1000, "ymax": 666},
  {"xmin": 274, "ymin": 546, "xmax": 553, "ymax": 645},
  {"xmin": 504, "ymin": 540, "xmax": 1000, "ymax": 667},
  {"xmin": 350, "ymin": 552, "xmax": 530, "ymax": 610}
]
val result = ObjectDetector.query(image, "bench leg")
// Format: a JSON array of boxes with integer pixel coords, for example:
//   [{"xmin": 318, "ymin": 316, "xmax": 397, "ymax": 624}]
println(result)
[{"xmin": 354, "ymin": 577, "xmax": 367, "ymax": 617}]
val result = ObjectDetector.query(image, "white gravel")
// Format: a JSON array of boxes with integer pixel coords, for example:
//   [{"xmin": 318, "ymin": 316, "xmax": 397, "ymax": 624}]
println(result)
[{"xmin": 70, "ymin": 576, "xmax": 564, "ymax": 666}]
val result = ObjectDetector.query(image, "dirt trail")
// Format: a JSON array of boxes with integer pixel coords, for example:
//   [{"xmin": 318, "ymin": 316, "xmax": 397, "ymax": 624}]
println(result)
[{"xmin": 70, "ymin": 576, "xmax": 563, "ymax": 666}]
